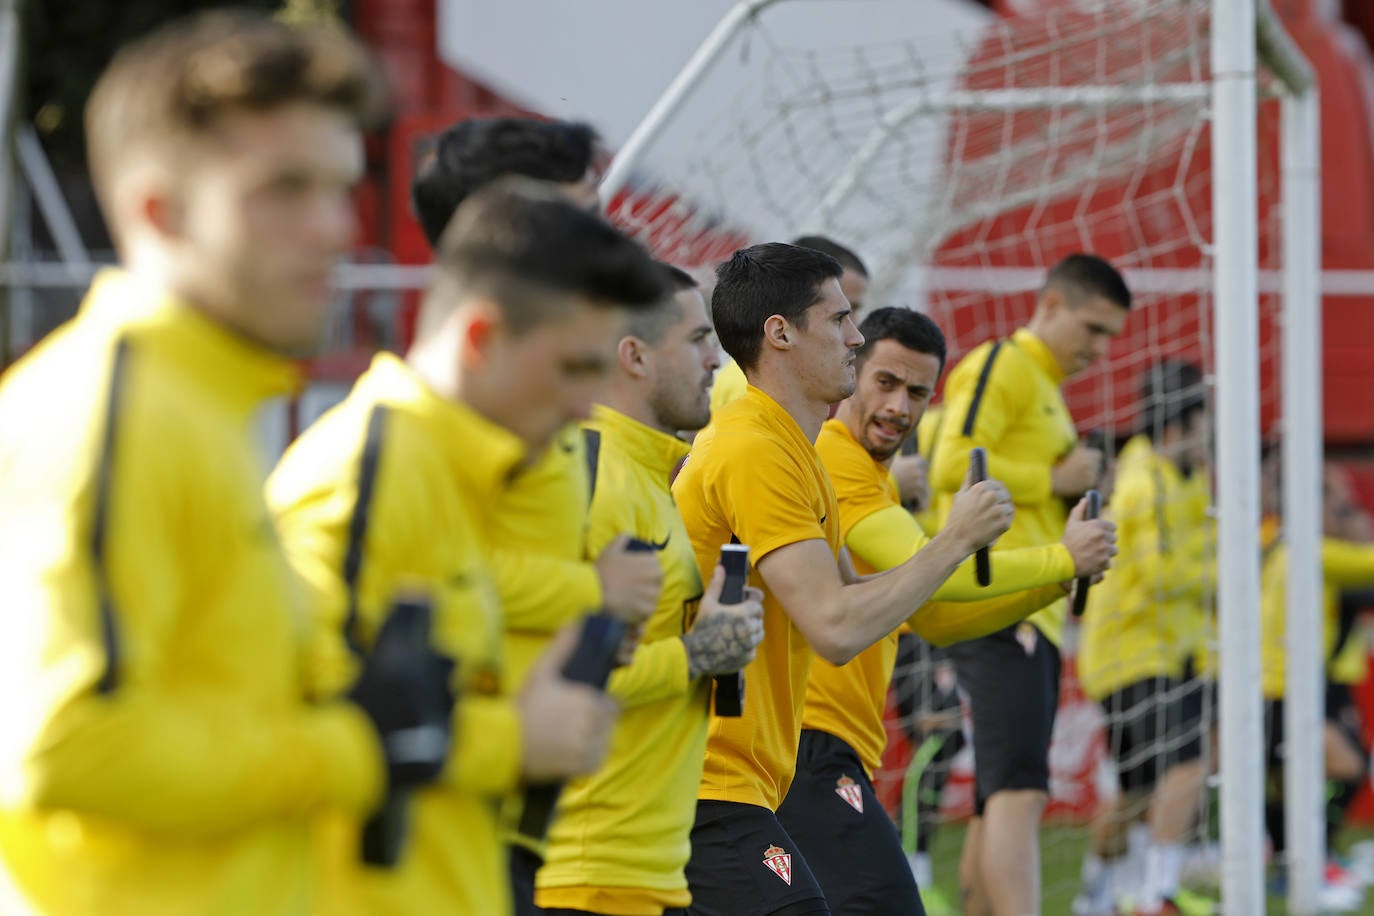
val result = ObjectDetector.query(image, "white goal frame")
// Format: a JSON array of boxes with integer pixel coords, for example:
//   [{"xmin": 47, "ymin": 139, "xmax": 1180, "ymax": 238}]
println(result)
[{"xmin": 602, "ymin": 2, "xmax": 1322, "ymax": 912}]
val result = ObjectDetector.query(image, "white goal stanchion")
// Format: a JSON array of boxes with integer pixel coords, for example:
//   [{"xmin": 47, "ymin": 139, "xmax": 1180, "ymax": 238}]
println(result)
[{"xmin": 602, "ymin": 0, "xmax": 1321, "ymax": 911}]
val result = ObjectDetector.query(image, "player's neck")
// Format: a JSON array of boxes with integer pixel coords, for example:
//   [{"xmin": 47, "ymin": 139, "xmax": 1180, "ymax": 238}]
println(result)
[
  {"xmin": 599, "ymin": 383, "xmax": 675, "ymax": 436},
  {"xmin": 745, "ymin": 364, "xmax": 829, "ymax": 443}
]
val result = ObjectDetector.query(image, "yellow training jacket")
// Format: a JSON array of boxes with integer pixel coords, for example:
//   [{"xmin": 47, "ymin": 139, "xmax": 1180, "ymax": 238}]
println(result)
[
  {"xmin": 1260, "ymin": 537, "xmax": 1374, "ymax": 699},
  {"xmin": 268, "ymin": 352, "xmax": 526, "ymax": 916},
  {"xmin": 1077, "ymin": 436, "xmax": 1214, "ymax": 700},
  {"xmin": 807, "ymin": 419, "xmax": 1073, "ymax": 774},
  {"xmin": 0, "ymin": 270, "xmax": 383, "ymax": 916},
  {"xmin": 930, "ymin": 328, "xmax": 1078, "ymax": 646},
  {"xmin": 537, "ymin": 406, "xmax": 706, "ymax": 916}
]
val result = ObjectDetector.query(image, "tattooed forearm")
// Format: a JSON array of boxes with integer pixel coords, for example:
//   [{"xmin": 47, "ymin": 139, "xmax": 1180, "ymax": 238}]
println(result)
[{"xmin": 683, "ymin": 611, "xmax": 759, "ymax": 679}]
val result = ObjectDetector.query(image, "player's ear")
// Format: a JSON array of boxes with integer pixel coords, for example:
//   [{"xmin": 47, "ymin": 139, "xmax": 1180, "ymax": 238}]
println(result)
[
  {"xmin": 456, "ymin": 298, "xmax": 505, "ymax": 368},
  {"xmin": 617, "ymin": 334, "xmax": 650, "ymax": 379},
  {"xmin": 1039, "ymin": 285, "xmax": 1067, "ymax": 318},
  {"xmin": 762, "ymin": 314, "xmax": 792, "ymax": 352}
]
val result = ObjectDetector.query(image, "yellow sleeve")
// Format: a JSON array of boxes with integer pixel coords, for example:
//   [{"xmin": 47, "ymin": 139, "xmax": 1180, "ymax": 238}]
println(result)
[
  {"xmin": 847, "ymin": 504, "xmax": 1075, "ymax": 599},
  {"xmin": 0, "ymin": 390, "xmax": 381, "ymax": 835},
  {"xmin": 706, "ymin": 432, "xmax": 827, "ymax": 562},
  {"xmin": 911, "ymin": 585, "xmax": 1067, "ymax": 647},
  {"xmin": 606, "ymin": 638, "xmax": 692, "ymax": 708},
  {"xmin": 491, "ymin": 438, "xmax": 602, "ymax": 632},
  {"xmin": 1321, "ymin": 539, "xmax": 1374, "ymax": 589},
  {"xmin": 448, "ymin": 697, "xmax": 524, "ymax": 796},
  {"xmin": 930, "ymin": 347, "xmax": 1054, "ymax": 505},
  {"xmin": 492, "ymin": 550, "xmax": 602, "ymax": 632}
]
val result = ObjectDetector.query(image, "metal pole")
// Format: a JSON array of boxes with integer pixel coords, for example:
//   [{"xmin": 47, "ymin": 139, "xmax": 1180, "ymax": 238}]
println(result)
[
  {"xmin": 1281, "ymin": 86, "xmax": 1325, "ymax": 916},
  {"xmin": 1212, "ymin": 0, "xmax": 1265, "ymax": 911},
  {"xmin": 599, "ymin": 0, "xmax": 780, "ymax": 204}
]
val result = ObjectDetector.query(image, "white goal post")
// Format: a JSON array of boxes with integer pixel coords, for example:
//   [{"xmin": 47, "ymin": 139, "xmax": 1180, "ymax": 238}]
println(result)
[{"xmin": 601, "ymin": 2, "xmax": 1322, "ymax": 912}]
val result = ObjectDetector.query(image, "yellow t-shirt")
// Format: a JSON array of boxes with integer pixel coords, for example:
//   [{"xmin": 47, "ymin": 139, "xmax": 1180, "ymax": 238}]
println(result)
[
  {"xmin": 269, "ymin": 353, "xmax": 526, "ymax": 916},
  {"xmin": 1261, "ymin": 537, "xmax": 1374, "ymax": 698},
  {"xmin": 929, "ymin": 328, "xmax": 1078, "ymax": 646},
  {"xmin": 673, "ymin": 386, "xmax": 841, "ymax": 811},
  {"xmin": 708, "ymin": 358, "xmax": 749, "ymax": 415},
  {"xmin": 806, "ymin": 419, "xmax": 1073, "ymax": 773},
  {"xmin": 1077, "ymin": 436, "xmax": 1215, "ymax": 699},
  {"xmin": 537, "ymin": 406, "xmax": 705, "ymax": 915}
]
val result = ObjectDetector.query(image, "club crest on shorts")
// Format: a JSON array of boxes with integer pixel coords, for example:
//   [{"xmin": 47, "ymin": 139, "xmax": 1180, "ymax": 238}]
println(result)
[
  {"xmin": 835, "ymin": 774, "xmax": 864, "ymax": 813},
  {"xmin": 762, "ymin": 844, "xmax": 793, "ymax": 885},
  {"xmin": 1015, "ymin": 621, "xmax": 1038, "ymax": 656}
]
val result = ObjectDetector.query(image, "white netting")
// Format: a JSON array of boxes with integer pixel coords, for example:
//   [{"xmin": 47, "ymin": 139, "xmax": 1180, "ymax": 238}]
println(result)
[{"xmin": 607, "ymin": 0, "xmax": 1287, "ymax": 909}]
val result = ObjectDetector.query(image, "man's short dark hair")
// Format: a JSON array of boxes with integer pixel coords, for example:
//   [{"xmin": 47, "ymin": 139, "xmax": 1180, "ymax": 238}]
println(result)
[
  {"xmin": 422, "ymin": 178, "xmax": 669, "ymax": 336},
  {"xmin": 855, "ymin": 307, "xmax": 947, "ymax": 375},
  {"xmin": 792, "ymin": 235, "xmax": 869, "ymax": 278},
  {"xmin": 1139, "ymin": 360, "xmax": 1206, "ymax": 438},
  {"xmin": 86, "ymin": 10, "xmax": 384, "ymax": 226},
  {"xmin": 624, "ymin": 263, "xmax": 700, "ymax": 345},
  {"xmin": 1044, "ymin": 253, "xmax": 1132, "ymax": 311},
  {"xmin": 412, "ymin": 117, "xmax": 600, "ymax": 248},
  {"xmin": 712, "ymin": 243, "xmax": 844, "ymax": 371}
]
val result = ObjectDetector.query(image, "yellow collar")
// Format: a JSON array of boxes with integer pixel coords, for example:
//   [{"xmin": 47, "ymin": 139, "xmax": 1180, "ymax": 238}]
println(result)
[
  {"xmin": 589, "ymin": 405, "xmax": 690, "ymax": 482},
  {"xmin": 82, "ymin": 268, "xmax": 301, "ymax": 412},
  {"xmin": 1012, "ymin": 328, "xmax": 1067, "ymax": 385},
  {"xmin": 742, "ymin": 384, "xmax": 813, "ymax": 446},
  {"xmin": 359, "ymin": 352, "xmax": 527, "ymax": 502}
]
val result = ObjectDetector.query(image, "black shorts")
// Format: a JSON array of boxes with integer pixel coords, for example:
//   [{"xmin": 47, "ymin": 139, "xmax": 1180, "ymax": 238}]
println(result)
[
  {"xmin": 684, "ymin": 800, "xmax": 831, "ymax": 916},
  {"xmin": 775, "ymin": 730, "xmax": 925, "ymax": 915},
  {"xmin": 510, "ymin": 844, "xmax": 543, "ymax": 916},
  {"xmin": 946, "ymin": 622, "xmax": 1061, "ymax": 814},
  {"xmin": 543, "ymin": 910, "xmax": 686, "ymax": 916},
  {"xmin": 1099, "ymin": 675, "xmax": 1206, "ymax": 794}
]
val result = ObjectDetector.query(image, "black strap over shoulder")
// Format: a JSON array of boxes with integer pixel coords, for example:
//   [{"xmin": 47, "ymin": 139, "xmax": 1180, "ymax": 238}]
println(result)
[
  {"xmin": 582, "ymin": 427, "xmax": 602, "ymax": 502},
  {"xmin": 91, "ymin": 338, "xmax": 131, "ymax": 695},
  {"xmin": 961, "ymin": 341, "xmax": 1004, "ymax": 438},
  {"xmin": 342, "ymin": 407, "xmax": 389, "ymax": 657}
]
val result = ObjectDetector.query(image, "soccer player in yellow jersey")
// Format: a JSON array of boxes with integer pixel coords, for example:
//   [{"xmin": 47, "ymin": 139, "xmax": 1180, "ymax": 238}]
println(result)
[
  {"xmin": 1074, "ymin": 362, "xmax": 1214, "ymax": 916},
  {"xmin": 1260, "ymin": 464, "xmax": 1374, "ymax": 897},
  {"xmin": 409, "ymin": 117, "xmax": 663, "ymax": 910},
  {"xmin": 930, "ymin": 253, "xmax": 1130, "ymax": 916},
  {"xmin": 674, "ymin": 243, "xmax": 1015, "ymax": 916},
  {"xmin": 536, "ymin": 266, "xmax": 765, "ymax": 916},
  {"xmin": 270, "ymin": 183, "xmax": 665, "ymax": 914},
  {"xmin": 0, "ymin": 15, "xmax": 460, "ymax": 915},
  {"xmin": 777, "ymin": 307, "xmax": 1117, "ymax": 914}
]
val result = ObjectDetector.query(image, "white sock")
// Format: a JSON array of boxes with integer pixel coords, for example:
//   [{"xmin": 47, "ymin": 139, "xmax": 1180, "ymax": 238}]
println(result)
[
  {"xmin": 1078, "ymin": 853, "xmax": 1115, "ymax": 908},
  {"xmin": 1143, "ymin": 842, "xmax": 1184, "ymax": 908},
  {"xmin": 908, "ymin": 851, "xmax": 933, "ymax": 889}
]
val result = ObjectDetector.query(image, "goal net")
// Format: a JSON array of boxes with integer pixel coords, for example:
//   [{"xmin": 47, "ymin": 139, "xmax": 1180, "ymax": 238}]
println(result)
[{"xmin": 603, "ymin": 0, "xmax": 1306, "ymax": 910}]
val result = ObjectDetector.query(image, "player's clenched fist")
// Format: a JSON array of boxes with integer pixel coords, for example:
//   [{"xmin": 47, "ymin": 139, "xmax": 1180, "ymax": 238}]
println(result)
[
  {"xmin": 596, "ymin": 533, "xmax": 663, "ymax": 624},
  {"xmin": 682, "ymin": 565, "xmax": 766, "ymax": 679},
  {"xmin": 1062, "ymin": 496, "xmax": 1118, "ymax": 578},
  {"xmin": 944, "ymin": 466, "xmax": 1014, "ymax": 554},
  {"xmin": 517, "ymin": 625, "xmax": 620, "ymax": 782},
  {"xmin": 891, "ymin": 452, "xmax": 930, "ymax": 512}
]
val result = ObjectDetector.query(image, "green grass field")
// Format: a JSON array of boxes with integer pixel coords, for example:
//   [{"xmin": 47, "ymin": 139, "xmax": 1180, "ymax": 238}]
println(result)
[{"xmin": 915, "ymin": 823, "xmax": 1374, "ymax": 915}]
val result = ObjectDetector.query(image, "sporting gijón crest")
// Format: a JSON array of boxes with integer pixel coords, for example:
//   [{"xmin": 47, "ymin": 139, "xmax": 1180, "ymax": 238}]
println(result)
[
  {"xmin": 763, "ymin": 844, "xmax": 793, "ymax": 886},
  {"xmin": 835, "ymin": 774, "xmax": 864, "ymax": 813}
]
